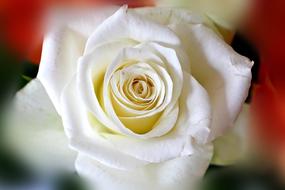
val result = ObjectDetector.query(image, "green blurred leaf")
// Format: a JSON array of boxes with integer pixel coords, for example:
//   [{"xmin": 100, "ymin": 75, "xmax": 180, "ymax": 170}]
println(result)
[{"xmin": 53, "ymin": 173, "xmax": 87, "ymax": 190}]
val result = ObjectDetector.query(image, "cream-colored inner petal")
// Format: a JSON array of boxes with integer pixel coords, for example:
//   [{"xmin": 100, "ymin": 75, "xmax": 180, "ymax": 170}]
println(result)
[{"xmin": 108, "ymin": 62, "xmax": 171, "ymax": 134}]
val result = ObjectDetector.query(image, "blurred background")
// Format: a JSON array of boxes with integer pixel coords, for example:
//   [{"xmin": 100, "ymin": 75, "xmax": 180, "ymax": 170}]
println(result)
[{"xmin": 1, "ymin": 0, "xmax": 285, "ymax": 189}]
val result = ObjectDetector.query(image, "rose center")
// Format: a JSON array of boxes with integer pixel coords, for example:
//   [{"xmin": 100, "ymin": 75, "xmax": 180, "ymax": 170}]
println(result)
[
  {"xmin": 107, "ymin": 62, "xmax": 168, "ymax": 134},
  {"xmin": 129, "ymin": 76, "xmax": 154, "ymax": 100}
]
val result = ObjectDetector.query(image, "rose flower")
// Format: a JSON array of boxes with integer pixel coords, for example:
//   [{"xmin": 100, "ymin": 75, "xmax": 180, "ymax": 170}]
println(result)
[{"xmin": 5, "ymin": 6, "xmax": 253, "ymax": 190}]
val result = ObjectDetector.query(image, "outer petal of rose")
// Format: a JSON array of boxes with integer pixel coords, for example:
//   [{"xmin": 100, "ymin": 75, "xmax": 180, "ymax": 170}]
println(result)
[
  {"xmin": 133, "ymin": 7, "xmax": 222, "ymax": 41},
  {"xmin": 84, "ymin": 6, "xmax": 180, "ymax": 54},
  {"xmin": 156, "ymin": 0, "xmax": 251, "ymax": 30},
  {"xmin": 175, "ymin": 73, "xmax": 212, "ymax": 144},
  {"xmin": 211, "ymin": 104, "xmax": 250, "ymax": 165},
  {"xmin": 75, "ymin": 143, "xmax": 213, "ymax": 190},
  {"xmin": 61, "ymin": 76, "xmax": 149, "ymax": 170},
  {"xmin": 3, "ymin": 79, "xmax": 76, "ymax": 173},
  {"xmin": 169, "ymin": 23, "xmax": 252, "ymax": 140},
  {"xmin": 37, "ymin": 26, "xmax": 86, "ymax": 114},
  {"xmin": 37, "ymin": 7, "xmax": 119, "ymax": 114}
]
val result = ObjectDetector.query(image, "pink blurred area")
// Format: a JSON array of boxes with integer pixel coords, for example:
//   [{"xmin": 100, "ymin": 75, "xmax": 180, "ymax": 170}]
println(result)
[{"xmin": 0, "ymin": 0, "xmax": 154, "ymax": 63}]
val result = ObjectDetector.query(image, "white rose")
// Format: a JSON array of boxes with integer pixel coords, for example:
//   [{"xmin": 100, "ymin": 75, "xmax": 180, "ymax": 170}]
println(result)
[{"xmin": 5, "ymin": 6, "xmax": 253, "ymax": 190}]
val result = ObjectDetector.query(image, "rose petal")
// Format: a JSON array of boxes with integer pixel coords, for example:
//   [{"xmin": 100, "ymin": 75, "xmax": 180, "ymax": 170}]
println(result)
[
  {"xmin": 37, "ymin": 7, "xmax": 119, "ymax": 114},
  {"xmin": 156, "ymin": 0, "xmax": 251, "ymax": 32},
  {"xmin": 175, "ymin": 72, "xmax": 212, "ymax": 144},
  {"xmin": 147, "ymin": 43, "xmax": 184, "ymax": 107},
  {"xmin": 169, "ymin": 23, "xmax": 252, "ymax": 140},
  {"xmin": 77, "ymin": 41, "xmax": 137, "ymax": 135},
  {"xmin": 37, "ymin": 28, "xmax": 86, "ymax": 114},
  {"xmin": 3, "ymin": 79, "xmax": 76, "ymax": 173},
  {"xmin": 75, "ymin": 143, "xmax": 213, "ymax": 190},
  {"xmin": 84, "ymin": 6, "xmax": 181, "ymax": 54},
  {"xmin": 102, "ymin": 131, "xmax": 185, "ymax": 163},
  {"xmin": 133, "ymin": 7, "xmax": 221, "ymax": 41},
  {"xmin": 52, "ymin": 7, "xmax": 119, "ymax": 38},
  {"xmin": 133, "ymin": 7, "xmax": 203, "ymax": 27},
  {"xmin": 211, "ymin": 104, "xmax": 250, "ymax": 165}
]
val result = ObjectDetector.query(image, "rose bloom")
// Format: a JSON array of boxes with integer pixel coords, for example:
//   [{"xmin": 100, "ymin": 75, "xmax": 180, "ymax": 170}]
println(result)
[{"xmin": 5, "ymin": 6, "xmax": 252, "ymax": 190}]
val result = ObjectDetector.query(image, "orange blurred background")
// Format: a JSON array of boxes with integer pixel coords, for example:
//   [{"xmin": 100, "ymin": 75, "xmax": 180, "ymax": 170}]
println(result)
[
  {"xmin": 0, "ymin": 0, "xmax": 154, "ymax": 63},
  {"xmin": 244, "ymin": 0, "xmax": 285, "ymax": 177}
]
